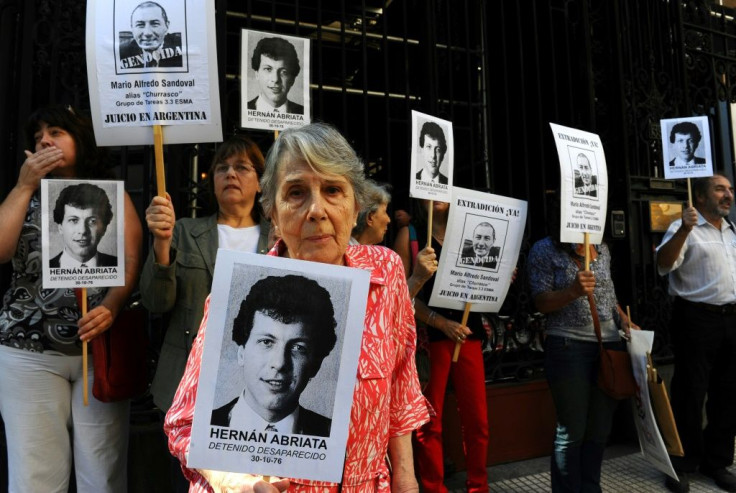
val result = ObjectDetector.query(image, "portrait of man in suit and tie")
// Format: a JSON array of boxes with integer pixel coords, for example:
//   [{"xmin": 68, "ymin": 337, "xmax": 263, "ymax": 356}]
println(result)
[
  {"xmin": 50, "ymin": 183, "xmax": 117, "ymax": 268},
  {"xmin": 460, "ymin": 221, "xmax": 501, "ymax": 270},
  {"xmin": 415, "ymin": 121, "xmax": 449, "ymax": 184},
  {"xmin": 118, "ymin": 1, "xmax": 184, "ymax": 70},
  {"xmin": 246, "ymin": 37, "xmax": 304, "ymax": 115},
  {"xmin": 668, "ymin": 121, "xmax": 706, "ymax": 168},
  {"xmin": 210, "ymin": 274, "xmax": 335, "ymax": 437}
]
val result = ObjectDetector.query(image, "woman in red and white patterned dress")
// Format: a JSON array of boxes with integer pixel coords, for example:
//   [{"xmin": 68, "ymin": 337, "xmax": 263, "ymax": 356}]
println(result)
[{"xmin": 165, "ymin": 122, "xmax": 430, "ymax": 493}]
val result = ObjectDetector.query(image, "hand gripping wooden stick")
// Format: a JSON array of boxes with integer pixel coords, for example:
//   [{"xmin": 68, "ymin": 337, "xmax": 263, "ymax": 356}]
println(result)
[{"xmin": 452, "ymin": 302, "xmax": 472, "ymax": 362}]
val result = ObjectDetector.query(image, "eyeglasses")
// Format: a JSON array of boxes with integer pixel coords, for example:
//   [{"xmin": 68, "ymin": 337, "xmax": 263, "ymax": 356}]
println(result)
[{"xmin": 214, "ymin": 163, "xmax": 256, "ymax": 175}]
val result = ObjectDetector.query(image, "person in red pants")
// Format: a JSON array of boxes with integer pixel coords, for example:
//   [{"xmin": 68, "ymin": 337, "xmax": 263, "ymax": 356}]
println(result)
[{"xmin": 395, "ymin": 199, "xmax": 490, "ymax": 493}]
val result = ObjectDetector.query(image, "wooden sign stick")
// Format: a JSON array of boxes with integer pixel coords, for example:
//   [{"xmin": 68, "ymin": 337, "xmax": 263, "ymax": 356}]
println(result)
[
  {"xmin": 584, "ymin": 232, "xmax": 591, "ymax": 271},
  {"xmin": 687, "ymin": 177, "xmax": 693, "ymax": 208},
  {"xmin": 452, "ymin": 302, "xmax": 472, "ymax": 362},
  {"xmin": 154, "ymin": 125, "xmax": 167, "ymax": 197},
  {"xmin": 427, "ymin": 200, "xmax": 434, "ymax": 248},
  {"xmin": 81, "ymin": 288, "xmax": 89, "ymax": 406}
]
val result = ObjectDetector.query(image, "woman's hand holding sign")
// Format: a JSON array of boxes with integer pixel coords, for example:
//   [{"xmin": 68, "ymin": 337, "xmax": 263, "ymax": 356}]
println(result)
[
  {"xmin": 572, "ymin": 270, "xmax": 595, "ymax": 298},
  {"xmin": 435, "ymin": 314, "xmax": 471, "ymax": 344},
  {"xmin": 197, "ymin": 469, "xmax": 289, "ymax": 493},
  {"xmin": 145, "ymin": 193, "xmax": 176, "ymax": 266},
  {"xmin": 407, "ymin": 246, "xmax": 438, "ymax": 299},
  {"xmin": 77, "ymin": 304, "xmax": 115, "ymax": 343}
]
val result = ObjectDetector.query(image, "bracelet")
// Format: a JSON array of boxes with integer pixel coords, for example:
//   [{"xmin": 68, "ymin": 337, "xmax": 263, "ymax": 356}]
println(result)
[{"xmin": 428, "ymin": 311, "xmax": 437, "ymax": 327}]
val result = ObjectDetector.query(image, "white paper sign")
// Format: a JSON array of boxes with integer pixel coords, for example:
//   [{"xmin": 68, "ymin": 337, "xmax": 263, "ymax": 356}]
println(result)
[
  {"xmin": 549, "ymin": 122, "xmax": 608, "ymax": 244},
  {"xmin": 187, "ymin": 250, "xmax": 370, "ymax": 482},
  {"xmin": 241, "ymin": 30, "xmax": 311, "ymax": 131},
  {"xmin": 660, "ymin": 116, "xmax": 713, "ymax": 179},
  {"xmin": 629, "ymin": 330, "xmax": 679, "ymax": 481},
  {"xmin": 41, "ymin": 180, "xmax": 125, "ymax": 289},
  {"xmin": 428, "ymin": 187, "xmax": 527, "ymax": 312},
  {"xmin": 409, "ymin": 111, "xmax": 453, "ymax": 202},
  {"xmin": 86, "ymin": 0, "xmax": 222, "ymax": 145}
]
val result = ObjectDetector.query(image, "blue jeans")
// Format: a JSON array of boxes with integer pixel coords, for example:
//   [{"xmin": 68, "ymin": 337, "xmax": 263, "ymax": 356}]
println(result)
[{"xmin": 544, "ymin": 335, "xmax": 621, "ymax": 493}]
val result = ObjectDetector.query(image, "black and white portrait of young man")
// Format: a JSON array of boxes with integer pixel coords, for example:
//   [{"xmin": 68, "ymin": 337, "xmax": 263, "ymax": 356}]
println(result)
[
  {"xmin": 41, "ymin": 179, "xmax": 125, "ymax": 288},
  {"xmin": 210, "ymin": 274, "xmax": 336, "ymax": 437},
  {"xmin": 241, "ymin": 30, "xmax": 310, "ymax": 131}
]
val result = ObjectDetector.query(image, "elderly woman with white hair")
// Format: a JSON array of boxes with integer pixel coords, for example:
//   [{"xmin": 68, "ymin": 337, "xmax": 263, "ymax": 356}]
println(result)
[
  {"xmin": 350, "ymin": 180, "xmax": 392, "ymax": 245},
  {"xmin": 165, "ymin": 122, "xmax": 430, "ymax": 493}
]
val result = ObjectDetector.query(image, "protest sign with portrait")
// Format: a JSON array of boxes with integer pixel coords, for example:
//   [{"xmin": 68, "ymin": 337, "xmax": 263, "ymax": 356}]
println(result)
[
  {"xmin": 428, "ymin": 187, "xmax": 527, "ymax": 313},
  {"xmin": 187, "ymin": 250, "xmax": 370, "ymax": 482},
  {"xmin": 550, "ymin": 122, "xmax": 609, "ymax": 244},
  {"xmin": 86, "ymin": 0, "xmax": 222, "ymax": 145},
  {"xmin": 41, "ymin": 179, "xmax": 125, "ymax": 289}
]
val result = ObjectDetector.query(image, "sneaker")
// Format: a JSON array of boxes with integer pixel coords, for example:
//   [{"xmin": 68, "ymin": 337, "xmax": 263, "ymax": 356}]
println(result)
[
  {"xmin": 701, "ymin": 468, "xmax": 736, "ymax": 492},
  {"xmin": 665, "ymin": 472, "xmax": 690, "ymax": 493}
]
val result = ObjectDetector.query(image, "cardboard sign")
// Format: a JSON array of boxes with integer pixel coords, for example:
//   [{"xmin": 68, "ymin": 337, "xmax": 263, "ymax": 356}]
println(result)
[{"xmin": 629, "ymin": 330, "xmax": 680, "ymax": 481}]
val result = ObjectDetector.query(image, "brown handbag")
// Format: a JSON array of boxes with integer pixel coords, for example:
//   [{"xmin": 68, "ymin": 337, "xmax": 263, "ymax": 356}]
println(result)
[
  {"xmin": 75, "ymin": 289, "xmax": 149, "ymax": 402},
  {"xmin": 587, "ymin": 292, "xmax": 637, "ymax": 400}
]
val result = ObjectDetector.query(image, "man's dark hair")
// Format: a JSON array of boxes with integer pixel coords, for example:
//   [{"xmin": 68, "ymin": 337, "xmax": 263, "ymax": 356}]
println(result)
[
  {"xmin": 670, "ymin": 121, "xmax": 702, "ymax": 145},
  {"xmin": 25, "ymin": 105, "xmax": 112, "ymax": 180},
  {"xmin": 419, "ymin": 121, "xmax": 447, "ymax": 158},
  {"xmin": 232, "ymin": 275, "xmax": 337, "ymax": 364},
  {"xmin": 251, "ymin": 37, "xmax": 301, "ymax": 78},
  {"xmin": 131, "ymin": 1, "xmax": 169, "ymax": 27},
  {"xmin": 53, "ymin": 183, "xmax": 114, "ymax": 227}
]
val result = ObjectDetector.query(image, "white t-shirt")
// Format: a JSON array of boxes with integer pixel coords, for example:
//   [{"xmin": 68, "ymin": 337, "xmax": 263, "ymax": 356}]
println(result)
[{"xmin": 217, "ymin": 224, "xmax": 261, "ymax": 253}]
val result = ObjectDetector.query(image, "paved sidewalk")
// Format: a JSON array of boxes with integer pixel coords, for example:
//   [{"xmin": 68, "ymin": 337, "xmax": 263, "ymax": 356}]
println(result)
[{"xmin": 445, "ymin": 444, "xmax": 732, "ymax": 492}]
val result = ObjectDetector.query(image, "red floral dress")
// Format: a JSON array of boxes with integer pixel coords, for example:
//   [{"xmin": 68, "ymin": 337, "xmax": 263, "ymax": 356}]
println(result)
[{"xmin": 165, "ymin": 243, "xmax": 429, "ymax": 492}]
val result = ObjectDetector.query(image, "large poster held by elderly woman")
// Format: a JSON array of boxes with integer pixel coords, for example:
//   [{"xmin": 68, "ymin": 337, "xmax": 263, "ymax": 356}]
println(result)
[{"xmin": 187, "ymin": 250, "xmax": 370, "ymax": 482}]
